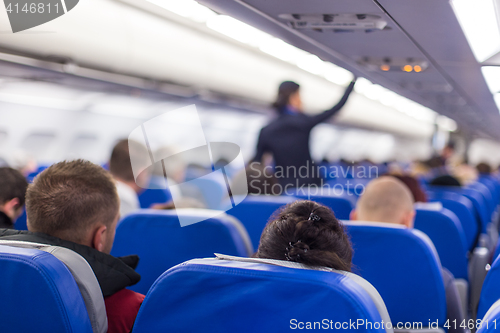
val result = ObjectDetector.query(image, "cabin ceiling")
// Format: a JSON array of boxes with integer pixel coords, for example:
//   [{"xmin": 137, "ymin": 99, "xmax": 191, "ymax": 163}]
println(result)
[{"xmin": 197, "ymin": 0, "xmax": 500, "ymax": 140}]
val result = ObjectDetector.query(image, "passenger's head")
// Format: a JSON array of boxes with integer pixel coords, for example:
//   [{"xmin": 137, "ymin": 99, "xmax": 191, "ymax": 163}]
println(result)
[
  {"xmin": 26, "ymin": 160, "xmax": 120, "ymax": 254},
  {"xmin": 391, "ymin": 174, "xmax": 427, "ymax": 203},
  {"xmin": 351, "ymin": 176, "xmax": 415, "ymax": 228},
  {"xmin": 0, "ymin": 167, "xmax": 28, "ymax": 222},
  {"xmin": 273, "ymin": 81, "xmax": 301, "ymax": 113},
  {"xmin": 256, "ymin": 200, "xmax": 353, "ymax": 271},
  {"xmin": 476, "ymin": 162, "xmax": 492, "ymax": 175},
  {"xmin": 429, "ymin": 174, "xmax": 461, "ymax": 187},
  {"xmin": 109, "ymin": 139, "xmax": 150, "ymax": 192},
  {"xmin": 442, "ymin": 142, "xmax": 455, "ymax": 160}
]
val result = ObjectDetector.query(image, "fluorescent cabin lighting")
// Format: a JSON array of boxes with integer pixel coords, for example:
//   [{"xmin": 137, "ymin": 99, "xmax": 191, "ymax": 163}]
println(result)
[
  {"xmin": 259, "ymin": 38, "xmax": 308, "ymax": 63},
  {"xmin": 364, "ymin": 84, "xmax": 386, "ymax": 101},
  {"xmin": 147, "ymin": 0, "xmax": 216, "ymax": 23},
  {"xmin": 436, "ymin": 115, "xmax": 458, "ymax": 132},
  {"xmin": 0, "ymin": 92, "xmax": 82, "ymax": 111},
  {"xmin": 452, "ymin": 0, "xmax": 500, "ymax": 62},
  {"xmin": 481, "ymin": 66, "xmax": 500, "ymax": 93},
  {"xmin": 323, "ymin": 63, "xmax": 354, "ymax": 86},
  {"xmin": 296, "ymin": 54, "xmax": 326, "ymax": 75},
  {"xmin": 353, "ymin": 78, "xmax": 374, "ymax": 95},
  {"xmin": 207, "ymin": 15, "xmax": 272, "ymax": 47}
]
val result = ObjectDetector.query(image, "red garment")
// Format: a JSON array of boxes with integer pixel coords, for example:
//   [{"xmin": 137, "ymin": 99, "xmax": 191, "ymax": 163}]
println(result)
[{"xmin": 104, "ymin": 289, "xmax": 145, "ymax": 333}]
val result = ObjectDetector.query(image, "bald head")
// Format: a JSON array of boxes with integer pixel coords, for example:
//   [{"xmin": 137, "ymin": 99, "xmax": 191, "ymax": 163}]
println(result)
[{"xmin": 351, "ymin": 176, "xmax": 415, "ymax": 227}]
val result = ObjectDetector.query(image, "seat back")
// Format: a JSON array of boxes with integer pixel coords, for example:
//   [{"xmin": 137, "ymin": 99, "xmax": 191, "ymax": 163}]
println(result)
[
  {"xmin": 0, "ymin": 245, "xmax": 94, "ymax": 333},
  {"xmin": 344, "ymin": 221, "xmax": 447, "ymax": 326},
  {"xmin": 138, "ymin": 189, "xmax": 172, "ymax": 209},
  {"xmin": 427, "ymin": 191, "xmax": 479, "ymax": 250},
  {"xmin": 132, "ymin": 257, "xmax": 393, "ymax": 333},
  {"xmin": 287, "ymin": 188, "xmax": 355, "ymax": 220},
  {"xmin": 138, "ymin": 176, "xmax": 173, "ymax": 209},
  {"xmin": 428, "ymin": 185, "xmax": 489, "ymax": 234},
  {"xmin": 477, "ymin": 299, "xmax": 500, "ymax": 333},
  {"xmin": 414, "ymin": 205, "xmax": 469, "ymax": 280},
  {"xmin": 14, "ymin": 208, "xmax": 27, "ymax": 230},
  {"xmin": 478, "ymin": 255, "xmax": 500, "ymax": 319},
  {"xmin": 111, "ymin": 209, "xmax": 253, "ymax": 294},
  {"xmin": 0, "ymin": 240, "xmax": 107, "ymax": 333},
  {"xmin": 225, "ymin": 195, "xmax": 296, "ymax": 250}
]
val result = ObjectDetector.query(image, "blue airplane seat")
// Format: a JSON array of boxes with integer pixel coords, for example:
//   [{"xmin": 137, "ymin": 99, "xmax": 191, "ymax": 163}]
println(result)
[
  {"xmin": 286, "ymin": 188, "xmax": 355, "ymax": 220},
  {"xmin": 0, "ymin": 245, "xmax": 93, "ymax": 333},
  {"xmin": 26, "ymin": 165, "xmax": 48, "ymax": 182},
  {"xmin": 344, "ymin": 222, "xmax": 447, "ymax": 327},
  {"xmin": 111, "ymin": 209, "xmax": 253, "ymax": 294},
  {"xmin": 426, "ymin": 191, "xmax": 479, "ymax": 250},
  {"xmin": 138, "ymin": 176, "xmax": 173, "ymax": 209},
  {"xmin": 225, "ymin": 195, "xmax": 296, "ymax": 250},
  {"xmin": 414, "ymin": 206, "xmax": 468, "ymax": 280},
  {"xmin": 477, "ymin": 299, "xmax": 500, "ymax": 332},
  {"xmin": 14, "ymin": 208, "xmax": 27, "ymax": 230},
  {"xmin": 138, "ymin": 188, "xmax": 172, "ymax": 208},
  {"xmin": 477, "ymin": 176, "xmax": 500, "ymax": 206},
  {"xmin": 469, "ymin": 181, "xmax": 496, "ymax": 211},
  {"xmin": 478, "ymin": 255, "xmax": 500, "ymax": 319},
  {"xmin": 132, "ymin": 256, "xmax": 392, "ymax": 333},
  {"xmin": 428, "ymin": 186, "xmax": 488, "ymax": 236}
]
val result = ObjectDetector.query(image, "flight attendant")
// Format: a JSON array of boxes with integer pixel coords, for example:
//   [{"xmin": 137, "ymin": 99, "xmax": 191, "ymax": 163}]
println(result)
[{"xmin": 254, "ymin": 79, "xmax": 356, "ymax": 188}]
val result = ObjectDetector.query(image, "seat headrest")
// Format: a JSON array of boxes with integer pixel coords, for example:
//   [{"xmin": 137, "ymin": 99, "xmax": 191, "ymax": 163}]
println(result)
[
  {"xmin": 133, "ymin": 256, "xmax": 393, "ymax": 333},
  {"xmin": 112, "ymin": 209, "xmax": 253, "ymax": 294},
  {"xmin": 343, "ymin": 221, "xmax": 447, "ymax": 326},
  {"xmin": 0, "ymin": 244, "xmax": 94, "ymax": 333},
  {"xmin": 0, "ymin": 240, "xmax": 107, "ymax": 333}
]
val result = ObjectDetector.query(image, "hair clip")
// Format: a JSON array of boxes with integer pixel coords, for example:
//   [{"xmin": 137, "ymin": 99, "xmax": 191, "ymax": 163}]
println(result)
[{"xmin": 308, "ymin": 213, "xmax": 321, "ymax": 222}]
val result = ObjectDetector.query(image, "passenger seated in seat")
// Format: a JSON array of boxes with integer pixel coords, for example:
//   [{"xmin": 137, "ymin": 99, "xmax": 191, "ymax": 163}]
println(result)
[
  {"xmin": 0, "ymin": 160, "xmax": 145, "ymax": 333},
  {"xmin": 110, "ymin": 139, "xmax": 151, "ymax": 217},
  {"xmin": 256, "ymin": 200, "xmax": 352, "ymax": 271},
  {"xmin": 430, "ymin": 174, "xmax": 461, "ymax": 187},
  {"xmin": 0, "ymin": 167, "xmax": 28, "ymax": 228},
  {"xmin": 350, "ymin": 176, "xmax": 466, "ymax": 333}
]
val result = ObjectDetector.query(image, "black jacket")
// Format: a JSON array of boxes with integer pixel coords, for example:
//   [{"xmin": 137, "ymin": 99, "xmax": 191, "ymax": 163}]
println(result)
[
  {"xmin": 0, "ymin": 229, "xmax": 141, "ymax": 297},
  {"xmin": 254, "ymin": 81, "xmax": 356, "ymax": 187},
  {"xmin": 0, "ymin": 212, "xmax": 13, "ymax": 229}
]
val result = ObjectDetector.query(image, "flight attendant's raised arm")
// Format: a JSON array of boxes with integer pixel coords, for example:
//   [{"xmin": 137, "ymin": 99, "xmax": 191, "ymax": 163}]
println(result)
[{"xmin": 307, "ymin": 79, "xmax": 357, "ymax": 127}]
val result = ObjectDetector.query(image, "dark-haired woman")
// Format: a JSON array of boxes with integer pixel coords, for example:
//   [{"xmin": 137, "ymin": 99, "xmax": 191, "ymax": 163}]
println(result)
[
  {"xmin": 254, "ymin": 80, "xmax": 356, "ymax": 188},
  {"xmin": 256, "ymin": 200, "xmax": 353, "ymax": 271}
]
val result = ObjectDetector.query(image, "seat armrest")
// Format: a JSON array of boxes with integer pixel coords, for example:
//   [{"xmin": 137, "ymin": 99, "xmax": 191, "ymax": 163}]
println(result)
[{"xmin": 469, "ymin": 247, "xmax": 490, "ymax": 321}]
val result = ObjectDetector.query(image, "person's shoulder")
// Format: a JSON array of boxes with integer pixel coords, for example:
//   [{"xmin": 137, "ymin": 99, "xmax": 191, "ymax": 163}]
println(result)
[
  {"xmin": 105, "ymin": 288, "xmax": 145, "ymax": 306},
  {"xmin": 105, "ymin": 289, "xmax": 145, "ymax": 333}
]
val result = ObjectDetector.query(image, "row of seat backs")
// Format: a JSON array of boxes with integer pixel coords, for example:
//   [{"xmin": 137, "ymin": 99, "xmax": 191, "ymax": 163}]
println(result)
[
  {"xmin": 426, "ymin": 190, "xmax": 479, "ymax": 251},
  {"xmin": 414, "ymin": 204, "xmax": 469, "ymax": 280},
  {"xmin": 226, "ymin": 193, "xmax": 355, "ymax": 251},
  {"xmin": 114, "ymin": 196, "xmax": 456, "ymax": 324},
  {"xmin": 283, "ymin": 188, "xmax": 356, "ymax": 220},
  {"xmin": 476, "ymin": 176, "xmax": 500, "ymax": 209},
  {"xmin": 132, "ymin": 257, "xmax": 392, "ymax": 333},
  {"xmin": 111, "ymin": 209, "xmax": 253, "ymax": 294},
  {"xmin": 343, "ymin": 221, "xmax": 447, "ymax": 326},
  {"xmin": 0, "ymin": 241, "xmax": 106, "ymax": 333},
  {"xmin": 229, "ymin": 195, "xmax": 471, "ymax": 282},
  {"xmin": 225, "ymin": 195, "xmax": 296, "ymax": 250}
]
